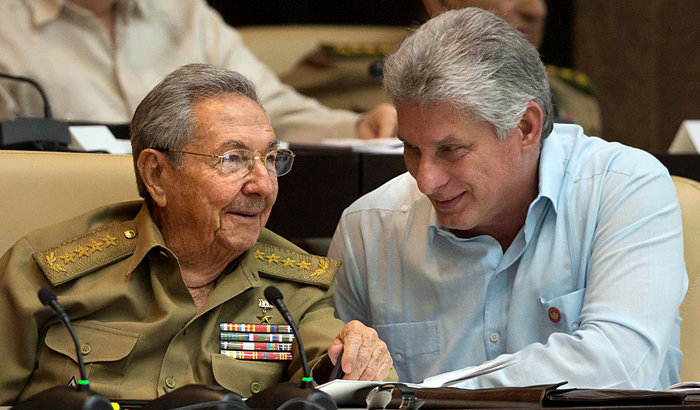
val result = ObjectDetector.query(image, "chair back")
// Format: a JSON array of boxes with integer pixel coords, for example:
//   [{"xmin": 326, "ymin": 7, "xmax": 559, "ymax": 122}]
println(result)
[
  {"xmin": 673, "ymin": 175, "xmax": 700, "ymax": 381},
  {"xmin": 0, "ymin": 150, "xmax": 140, "ymax": 254}
]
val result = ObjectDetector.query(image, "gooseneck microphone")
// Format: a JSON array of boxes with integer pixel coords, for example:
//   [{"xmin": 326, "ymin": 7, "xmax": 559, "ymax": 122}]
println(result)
[
  {"xmin": 38, "ymin": 288, "xmax": 89, "ymax": 393},
  {"xmin": 0, "ymin": 72, "xmax": 52, "ymax": 118},
  {"xmin": 263, "ymin": 286, "xmax": 312, "ymax": 389},
  {"xmin": 246, "ymin": 286, "xmax": 337, "ymax": 410}
]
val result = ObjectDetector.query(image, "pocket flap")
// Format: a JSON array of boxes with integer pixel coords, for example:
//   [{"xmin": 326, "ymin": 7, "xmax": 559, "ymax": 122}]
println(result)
[
  {"xmin": 45, "ymin": 321, "xmax": 139, "ymax": 364},
  {"xmin": 211, "ymin": 353, "xmax": 285, "ymax": 397}
]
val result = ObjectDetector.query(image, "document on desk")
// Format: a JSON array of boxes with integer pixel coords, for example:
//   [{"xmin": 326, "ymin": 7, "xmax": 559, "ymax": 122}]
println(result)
[
  {"xmin": 321, "ymin": 137, "xmax": 403, "ymax": 154},
  {"xmin": 317, "ymin": 353, "xmax": 519, "ymax": 404}
]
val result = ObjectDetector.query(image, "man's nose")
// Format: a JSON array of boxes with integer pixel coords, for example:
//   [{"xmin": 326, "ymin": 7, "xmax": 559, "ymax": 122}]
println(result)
[{"xmin": 414, "ymin": 158, "xmax": 448, "ymax": 195}]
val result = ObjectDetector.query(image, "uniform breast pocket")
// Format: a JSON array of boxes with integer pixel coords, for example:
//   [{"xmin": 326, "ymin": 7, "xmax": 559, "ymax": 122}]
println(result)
[
  {"xmin": 538, "ymin": 288, "xmax": 585, "ymax": 336},
  {"xmin": 374, "ymin": 320, "xmax": 441, "ymax": 383},
  {"xmin": 40, "ymin": 321, "xmax": 139, "ymax": 397},
  {"xmin": 211, "ymin": 353, "xmax": 286, "ymax": 397}
]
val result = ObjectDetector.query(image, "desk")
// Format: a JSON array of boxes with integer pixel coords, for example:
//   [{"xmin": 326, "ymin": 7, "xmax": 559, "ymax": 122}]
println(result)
[{"xmin": 267, "ymin": 149, "xmax": 700, "ymax": 241}]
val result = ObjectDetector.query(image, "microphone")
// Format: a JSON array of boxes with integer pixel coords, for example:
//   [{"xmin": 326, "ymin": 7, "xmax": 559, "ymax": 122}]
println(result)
[
  {"xmin": 246, "ymin": 286, "xmax": 337, "ymax": 410},
  {"xmin": 38, "ymin": 288, "xmax": 90, "ymax": 392},
  {"xmin": 0, "ymin": 72, "xmax": 70, "ymax": 150},
  {"xmin": 13, "ymin": 289, "xmax": 112, "ymax": 410}
]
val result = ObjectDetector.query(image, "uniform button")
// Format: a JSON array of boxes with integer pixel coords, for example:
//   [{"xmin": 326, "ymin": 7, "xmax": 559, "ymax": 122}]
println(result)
[
  {"xmin": 572, "ymin": 322, "xmax": 580, "ymax": 331},
  {"xmin": 489, "ymin": 332, "xmax": 500, "ymax": 343},
  {"xmin": 80, "ymin": 344, "xmax": 91, "ymax": 355},
  {"xmin": 124, "ymin": 229, "xmax": 137, "ymax": 239},
  {"xmin": 548, "ymin": 307, "xmax": 561, "ymax": 323},
  {"xmin": 165, "ymin": 377, "xmax": 176, "ymax": 389},
  {"xmin": 394, "ymin": 353, "xmax": 403, "ymax": 362},
  {"xmin": 250, "ymin": 381, "xmax": 263, "ymax": 394}
]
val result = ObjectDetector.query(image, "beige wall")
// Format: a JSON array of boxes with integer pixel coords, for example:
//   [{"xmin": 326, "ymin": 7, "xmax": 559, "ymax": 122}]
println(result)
[{"xmin": 574, "ymin": 0, "xmax": 700, "ymax": 153}]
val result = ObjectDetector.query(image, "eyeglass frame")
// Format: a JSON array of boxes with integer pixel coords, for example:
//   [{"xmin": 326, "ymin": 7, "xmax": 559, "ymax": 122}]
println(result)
[{"xmin": 152, "ymin": 147, "xmax": 296, "ymax": 177}]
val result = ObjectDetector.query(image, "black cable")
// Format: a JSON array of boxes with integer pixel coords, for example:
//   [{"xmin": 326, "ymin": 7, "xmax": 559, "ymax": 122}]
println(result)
[{"xmin": 276, "ymin": 397, "xmax": 331, "ymax": 410}]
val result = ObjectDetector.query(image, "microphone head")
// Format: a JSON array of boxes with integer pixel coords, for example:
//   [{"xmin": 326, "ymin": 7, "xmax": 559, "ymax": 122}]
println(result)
[
  {"xmin": 264, "ymin": 286, "xmax": 283, "ymax": 304},
  {"xmin": 38, "ymin": 287, "xmax": 57, "ymax": 307}
]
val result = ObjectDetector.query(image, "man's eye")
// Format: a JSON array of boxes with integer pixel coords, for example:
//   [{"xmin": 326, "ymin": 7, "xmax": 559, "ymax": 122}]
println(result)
[{"xmin": 439, "ymin": 146, "xmax": 469, "ymax": 161}]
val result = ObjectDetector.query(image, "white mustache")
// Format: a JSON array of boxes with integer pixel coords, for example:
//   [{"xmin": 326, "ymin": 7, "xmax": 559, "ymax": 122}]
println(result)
[{"xmin": 230, "ymin": 197, "xmax": 267, "ymax": 213}]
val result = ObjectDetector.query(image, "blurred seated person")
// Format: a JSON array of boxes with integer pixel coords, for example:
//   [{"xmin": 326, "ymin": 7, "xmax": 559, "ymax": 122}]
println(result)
[
  {"xmin": 0, "ymin": 63, "xmax": 393, "ymax": 405},
  {"xmin": 0, "ymin": 0, "xmax": 396, "ymax": 143},
  {"xmin": 422, "ymin": 0, "xmax": 602, "ymax": 136}
]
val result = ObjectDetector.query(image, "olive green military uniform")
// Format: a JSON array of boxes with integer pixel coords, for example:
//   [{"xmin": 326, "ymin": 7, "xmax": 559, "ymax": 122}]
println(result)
[
  {"xmin": 0, "ymin": 201, "xmax": 347, "ymax": 405},
  {"xmin": 546, "ymin": 65, "xmax": 603, "ymax": 137}
]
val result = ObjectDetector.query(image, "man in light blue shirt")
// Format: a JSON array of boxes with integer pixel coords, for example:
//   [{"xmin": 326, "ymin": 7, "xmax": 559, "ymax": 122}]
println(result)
[{"xmin": 328, "ymin": 7, "xmax": 687, "ymax": 390}]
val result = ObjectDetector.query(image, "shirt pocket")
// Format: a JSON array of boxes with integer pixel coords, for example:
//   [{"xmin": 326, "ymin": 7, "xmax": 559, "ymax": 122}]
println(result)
[
  {"xmin": 538, "ymin": 288, "xmax": 585, "ymax": 335},
  {"xmin": 211, "ymin": 353, "xmax": 286, "ymax": 397},
  {"xmin": 41, "ymin": 321, "xmax": 139, "ymax": 397},
  {"xmin": 374, "ymin": 320, "xmax": 441, "ymax": 383}
]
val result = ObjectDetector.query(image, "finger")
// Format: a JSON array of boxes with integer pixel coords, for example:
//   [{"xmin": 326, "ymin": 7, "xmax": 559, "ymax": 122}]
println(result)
[
  {"xmin": 356, "ymin": 339, "xmax": 391, "ymax": 381},
  {"xmin": 340, "ymin": 326, "xmax": 364, "ymax": 376},
  {"xmin": 346, "ymin": 328, "xmax": 378, "ymax": 380},
  {"xmin": 328, "ymin": 343, "xmax": 343, "ymax": 365}
]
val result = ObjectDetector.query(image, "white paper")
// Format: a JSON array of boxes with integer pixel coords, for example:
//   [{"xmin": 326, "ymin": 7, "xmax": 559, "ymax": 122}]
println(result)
[
  {"xmin": 668, "ymin": 120, "xmax": 700, "ymax": 154},
  {"xmin": 321, "ymin": 137, "xmax": 403, "ymax": 154},
  {"xmin": 419, "ymin": 353, "xmax": 520, "ymax": 387},
  {"xmin": 69, "ymin": 125, "xmax": 132, "ymax": 154}
]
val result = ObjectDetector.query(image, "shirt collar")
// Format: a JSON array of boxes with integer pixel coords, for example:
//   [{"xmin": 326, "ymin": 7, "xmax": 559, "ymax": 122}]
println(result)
[
  {"xmin": 536, "ymin": 124, "xmax": 568, "ymax": 214},
  {"xmin": 25, "ymin": 0, "xmax": 143, "ymax": 27}
]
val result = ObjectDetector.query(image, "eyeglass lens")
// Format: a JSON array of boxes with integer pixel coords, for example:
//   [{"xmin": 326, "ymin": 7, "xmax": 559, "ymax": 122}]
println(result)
[{"xmin": 221, "ymin": 149, "xmax": 293, "ymax": 176}]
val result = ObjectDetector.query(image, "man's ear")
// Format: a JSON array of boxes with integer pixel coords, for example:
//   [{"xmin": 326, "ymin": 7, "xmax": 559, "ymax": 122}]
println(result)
[
  {"xmin": 137, "ymin": 149, "xmax": 169, "ymax": 208},
  {"xmin": 518, "ymin": 101, "xmax": 544, "ymax": 152}
]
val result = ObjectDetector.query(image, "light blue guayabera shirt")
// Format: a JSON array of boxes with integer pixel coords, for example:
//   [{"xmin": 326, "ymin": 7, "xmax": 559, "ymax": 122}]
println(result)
[{"xmin": 329, "ymin": 124, "xmax": 687, "ymax": 390}]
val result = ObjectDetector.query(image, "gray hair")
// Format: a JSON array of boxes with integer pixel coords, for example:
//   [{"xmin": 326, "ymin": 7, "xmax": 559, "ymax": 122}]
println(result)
[
  {"xmin": 383, "ymin": 7, "xmax": 553, "ymax": 140},
  {"xmin": 130, "ymin": 63, "xmax": 261, "ymax": 198}
]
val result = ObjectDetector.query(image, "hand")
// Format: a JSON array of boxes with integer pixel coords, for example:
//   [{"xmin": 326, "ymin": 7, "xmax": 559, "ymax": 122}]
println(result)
[
  {"xmin": 355, "ymin": 103, "xmax": 397, "ymax": 140},
  {"xmin": 328, "ymin": 320, "xmax": 393, "ymax": 381}
]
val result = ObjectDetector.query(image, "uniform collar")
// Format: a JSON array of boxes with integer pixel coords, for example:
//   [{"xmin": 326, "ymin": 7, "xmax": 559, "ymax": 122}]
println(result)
[
  {"xmin": 25, "ymin": 0, "xmax": 143, "ymax": 27},
  {"xmin": 126, "ymin": 201, "xmax": 170, "ymax": 275}
]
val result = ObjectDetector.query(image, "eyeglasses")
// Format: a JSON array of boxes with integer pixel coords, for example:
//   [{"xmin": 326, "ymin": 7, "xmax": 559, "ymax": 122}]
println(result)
[{"xmin": 156, "ymin": 148, "xmax": 295, "ymax": 177}]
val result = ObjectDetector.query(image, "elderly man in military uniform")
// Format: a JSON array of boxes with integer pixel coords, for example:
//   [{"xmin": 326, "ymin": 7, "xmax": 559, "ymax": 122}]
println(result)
[{"xmin": 0, "ymin": 63, "xmax": 393, "ymax": 405}]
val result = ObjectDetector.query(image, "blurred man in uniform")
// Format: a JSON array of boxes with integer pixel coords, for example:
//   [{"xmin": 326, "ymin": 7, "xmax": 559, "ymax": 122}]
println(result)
[
  {"xmin": 0, "ymin": 63, "xmax": 393, "ymax": 406},
  {"xmin": 0, "ymin": 0, "xmax": 396, "ymax": 143},
  {"xmin": 422, "ymin": 0, "xmax": 602, "ymax": 136},
  {"xmin": 330, "ymin": 8, "xmax": 684, "ymax": 389}
]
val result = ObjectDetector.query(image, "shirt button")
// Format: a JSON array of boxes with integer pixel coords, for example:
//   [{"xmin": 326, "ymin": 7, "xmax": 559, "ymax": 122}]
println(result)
[
  {"xmin": 80, "ymin": 344, "xmax": 91, "ymax": 355},
  {"xmin": 400, "ymin": 205, "xmax": 409, "ymax": 212},
  {"xmin": 394, "ymin": 353, "xmax": 403, "ymax": 362},
  {"xmin": 489, "ymin": 332, "xmax": 500, "ymax": 343},
  {"xmin": 250, "ymin": 381, "xmax": 263, "ymax": 394},
  {"xmin": 572, "ymin": 322, "xmax": 580, "ymax": 331},
  {"xmin": 573, "ymin": 176, "xmax": 581, "ymax": 183},
  {"xmin": 165, "ymin": 377, "xmax": 176, "ymax": 389}
]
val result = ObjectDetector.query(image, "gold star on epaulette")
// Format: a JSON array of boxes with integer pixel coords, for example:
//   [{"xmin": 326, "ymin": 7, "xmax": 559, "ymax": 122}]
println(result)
[
  {"xmin": 297, "ymin": 261, "xmax": 311, "ymax": 271},
  {"xmin": 74, "ymin": 245, "xmax": 89, "ymax": 258},
  {"xmin": 59, "ymin": 251, "xmax": 75, "ymax": 264},
  {"xmin": 102, "ymin": 234, "xmax": 117, "ymax": 247},
  {"xmin": 89, "ymin": 240, "xmax": 103, "ymax": 253},
  {"xmin": 267, "ymin": 254, "xmax": 280, "ymax": 264},
  {"xmin": 254, "ymin": 250, "xmax": 265, "ymax": 260},
  {"xmin": 282, "ymin": 257, "xmax": 296, "ymax": 267}
]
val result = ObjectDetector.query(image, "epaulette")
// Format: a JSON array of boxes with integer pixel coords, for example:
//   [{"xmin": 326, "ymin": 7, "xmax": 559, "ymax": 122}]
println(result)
[
  {"xmin": 32, "ymin": 221, "xmax": 138, "ymax": 286},
  {"xmin": 251, "ymin": 243, "xmax": 342, "ymax": 289},
  {"xmin": 546, "ymin": 65, "xmax": 595, "ymax": 95},
  {"xmin": 320, "ymin": 42, "xmax": 395, "ymax": 59}
]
